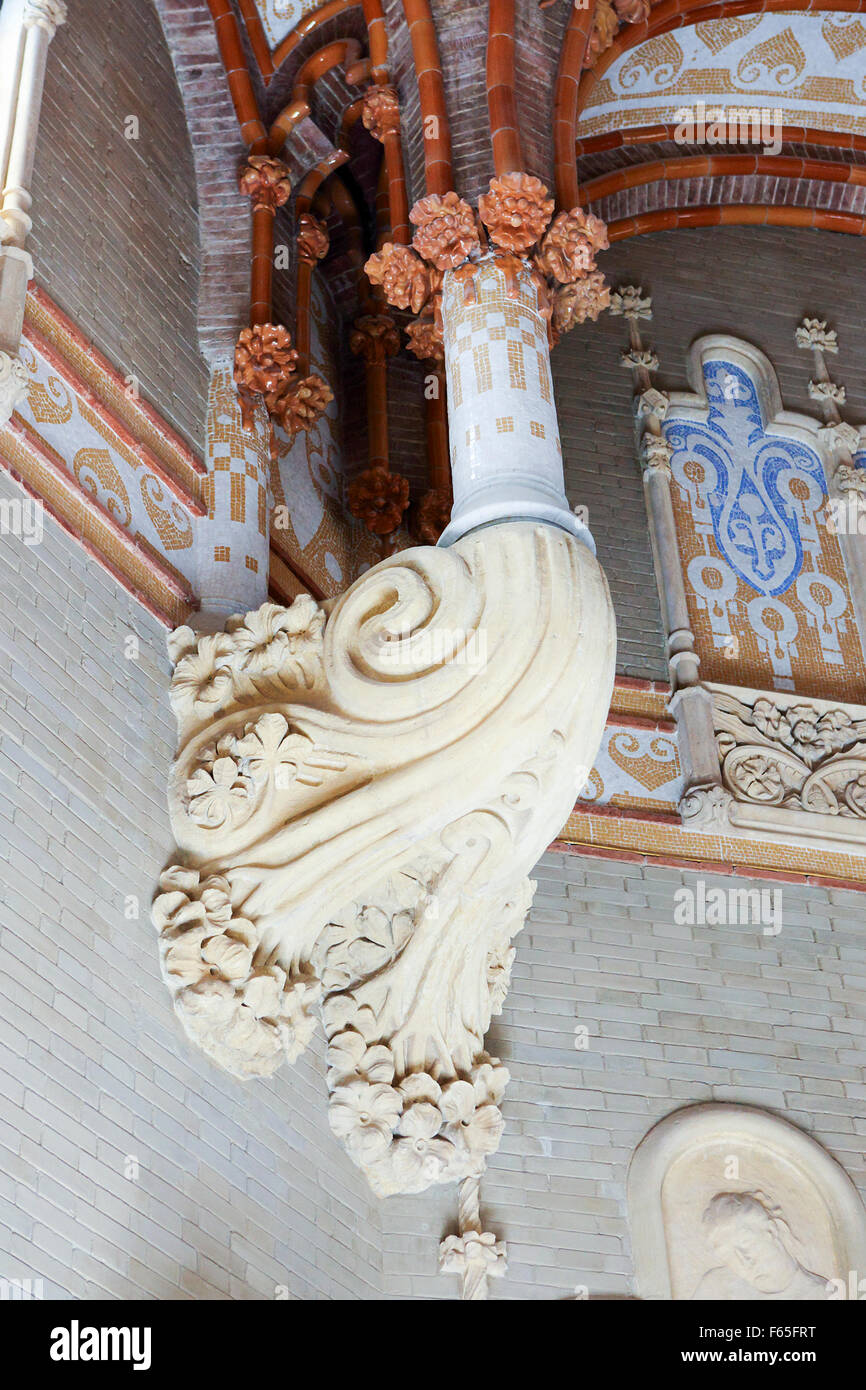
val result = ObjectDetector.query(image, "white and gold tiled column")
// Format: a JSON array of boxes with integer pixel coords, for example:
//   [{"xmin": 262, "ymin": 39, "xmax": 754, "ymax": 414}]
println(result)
[
  {"xmin": 196, "ymin": 366, "xmax": 270, "ymax": 624},
  {"xmin": 438, "ymin": 255, "xmax": 591, "ymax": 549}
]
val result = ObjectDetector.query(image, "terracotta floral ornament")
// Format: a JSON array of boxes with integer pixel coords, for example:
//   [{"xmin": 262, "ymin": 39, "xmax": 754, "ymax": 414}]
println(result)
[
  {"xmin": 537, "ymin": 208, "xmax": 609, "ymax": 284},
  {"xmin": 362, "ymin": 83, "xmax": 401, "ymax": 142},
  {"xmin": 366, "ymin": 177, "xmax": 608, "ymax": 351},
  {"xmin": 296, "ymin": 212, "xmax": 329, "ymax": 265},
  {"xmin": 233, "ymin": 323, "xmax": 298, "ymax": 423},
  {"xmin": 412, "ymin": 486, "xmax": 453, "ymax": 544},
  {"xmin": 405, "ymin": 307, "xmax": 444, "ymax": 362},
  {"xmin": 410, "ymin": 192, "xmax": 480, "ymax": 270},
  {"xmin": 233, "ymin": 323, "xmax": 332, "ymax": 452},
  {"xmin": 365, "ymin": 243, "xmax": 432, "ymax": 315},
  {"xmin": 349, "ymin": 313, "xmax": 401, "ymax": 364},
  {"xmin": 273, "ymin": 375, "xmax": 334, "ymax": 438},
  {"xmin": 552, "ymin": 273, "xmax": 611, "ymax": 333},
  {"xmin": 238, "ymin": 155, "xmax": 292, "ymax": 212},
  {"xmin": 584, "ymin": 0, "xmax": 620, "ymax": 68},
  {"xmin": 347, "ymin": 464, "xmax": 410, "ymax": 534},
  {"xmin": 478, "ymin": 173, "xmax": 555, "ymax": 255}
]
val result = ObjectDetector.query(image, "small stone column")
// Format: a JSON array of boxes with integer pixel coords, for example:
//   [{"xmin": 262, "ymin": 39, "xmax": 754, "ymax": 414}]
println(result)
[
  {"xmin": 612, "ymin": 286, "xmax": 728, "ymax": 831},
  {"xmin": 195, "ymin": 365, "xmax": 271, "ymax": 626},
  {"xmin": 438, "ymin": 254, "xmax": 592, "ymax": 549},
  {"xmin": 0, "ymin": 0, "xmax": 66, "ymax": 424}
]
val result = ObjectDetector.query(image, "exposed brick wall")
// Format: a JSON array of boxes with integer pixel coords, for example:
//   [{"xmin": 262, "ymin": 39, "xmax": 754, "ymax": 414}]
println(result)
[
  {"xmin": 380, "ymin": 849, "xmax": 866, "ymax": 1299},
  {"xmin": 553, "ymin": 223, "xmax": 866, "ymax": 680},
  {"xmin": 152, "ymin": 0, "xmax": 253, "ymax": 367},
  {"xmin": 30, "ymin": 0, "xmax": 209, "ymax": 454},
  {"xmin": 0, "ymin": 472, "xmax": 385, "ymax": 1299}
]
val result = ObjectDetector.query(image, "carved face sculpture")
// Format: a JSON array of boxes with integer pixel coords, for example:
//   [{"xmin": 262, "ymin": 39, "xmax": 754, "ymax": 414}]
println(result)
[{"xmin": 700, "ymin": 1192, "xmax": 827, "ymax": 1298}]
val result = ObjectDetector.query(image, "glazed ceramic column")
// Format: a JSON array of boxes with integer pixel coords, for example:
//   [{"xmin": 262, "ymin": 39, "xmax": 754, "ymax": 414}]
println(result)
[
  {"xmin": 195, "ymin": 365, "xmax": 271, "ymax": 626},
  {"xmin": 438, "ymin": 255, "xmax": 593, "ymax": 549},
  {"xmin": 0, "ymin": 0, "xmax": 66, "ymax": 424}
]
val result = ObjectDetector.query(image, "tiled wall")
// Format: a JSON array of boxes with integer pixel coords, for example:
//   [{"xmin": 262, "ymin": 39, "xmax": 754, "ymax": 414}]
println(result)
[
  {"xmin": 0, "ymin": 472, "xmax": 384, "ymax": 1300},
  {"xmin": 553, "ymin": 224, "xmax": 866, "ymax": 680},
  {"xmin": 1, "ymin": 480, "xmax": 864, "ymax": 1299},
  {"xmin": 382, "ymin": 850, "xmax": 866, "ymax": 1299}
]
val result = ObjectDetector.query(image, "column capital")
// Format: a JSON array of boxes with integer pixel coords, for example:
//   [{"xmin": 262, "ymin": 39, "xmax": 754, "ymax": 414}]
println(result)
[
  {"xmin": 362, "ymin": 84, "xmax": 401, "ymax": 143},
  {"xmin": 238, "ymin": 156, "xmax": 291, "ymax": 213},
  {"xmin": 23, "ymin": 0, "xmax": 67, "ymax": 35},
  {"xmin": 296, "ymin": 212, "xmax": 329, "ymax": 266},
  {"xmin": 640, "ymin": 432, "xmax": 673, "ymax": 480},
  {"xmin": 349, "ymin": 313, "xmax": 400, "ymax": 364}
]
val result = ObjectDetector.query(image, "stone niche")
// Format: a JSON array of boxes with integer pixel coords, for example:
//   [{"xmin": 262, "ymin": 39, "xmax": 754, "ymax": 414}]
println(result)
[{"xmin": 628, "ymin": 1104, "xmax": 866, "ymax": 1300}]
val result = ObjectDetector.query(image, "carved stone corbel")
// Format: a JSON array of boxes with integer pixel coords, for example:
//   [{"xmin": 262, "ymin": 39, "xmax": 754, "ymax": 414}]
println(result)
[{"xmin": 154, "ymin": 521, "xmax": 616, "ymax": 1196}]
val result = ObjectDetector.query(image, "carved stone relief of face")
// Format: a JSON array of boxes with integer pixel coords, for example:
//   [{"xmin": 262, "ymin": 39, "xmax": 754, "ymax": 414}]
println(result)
[{"xmin": 697, "ymin": 1192, "xmax": 829, "ymax": 1300}]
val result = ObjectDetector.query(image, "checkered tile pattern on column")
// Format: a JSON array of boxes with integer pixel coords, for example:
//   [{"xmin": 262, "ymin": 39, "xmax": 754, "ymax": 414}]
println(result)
[
  {"xmin": 442, "ymin": 259, "xmax": 565, "ymax": 518},
  {"xmin": 197, "ymin": 366, "xmax": 270, "ymax": 620}
]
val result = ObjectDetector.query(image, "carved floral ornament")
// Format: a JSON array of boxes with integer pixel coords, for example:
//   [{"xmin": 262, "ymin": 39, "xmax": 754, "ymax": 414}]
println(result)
[
  {"xmin": 238, "ymin": 156, "xmax": 292, "ymax": 214},
  {"xmin": 361, "ymin": 84, "xmax": 401, "ymax": 142},
  {"xmin": 153, "ymin": 522, "xmax": 616, "ymax": 1198},
  {"xmin": 233, "ymin": 323, "xmax": 333, "ymax": 457},
  {"xmin": 539, "ymin": 0, "xmax": 652, "ymax": 66},
  {"xmin": 365, "ymin": 175, "xmax": 610, "ymax": 360},
  {"xmin": 714, "ymin": 690, "xmax": 866, "ymax": 820}
]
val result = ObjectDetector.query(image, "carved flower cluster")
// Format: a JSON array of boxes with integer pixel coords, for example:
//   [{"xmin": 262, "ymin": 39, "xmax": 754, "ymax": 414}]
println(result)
[
  {"xmin": 234, "ymin": 323, "xmax": 332, "ymax": 444},
  {"xmin": 153, "ymin": 866, "xmax": 321, "ymax": 1077},
  {"xmin": 478, "ymin": 173, "xmax": 554, "ymax": 255},
  {"xmin": 234, "ymin": 323, "xmax": 298, "ymax": 412},
  {"xmin": 367, "ymin": 176, "xmax": 608, "ymax": 350},
  {"xmin": 552, "ymin": 273, "xmax": 611, "ymax": 333},
  {"xmin": 325, "ymin": 1018, "xmax": 509, "ymax": 1195},
  {"xmin": 365, "ymin": 243, "xmax": 433, "ymax": 316},
  {"xmin": 169, "ymin": 596, "xmax": 326, "ymax": 728},
  {"xmin": 361, "ymin": 84, "xmax": 401, "ymax": 141},
  {"xmin": 349, "ymin": 314, "xmax": 401, "ymax": 363},
  {"xmin": 296, "ymin": 212, "xmax": 329, "ymax": 265},
  {"xmin": 410, "ymin": 191, "xmax": 480, "ymax": 269},
  {"xmin": 238, "ymin": 155, "xmax": 291, "ymax": 212},
  {"xmin": 749, "ymin": 699, "xmax": 864, "ymax": 767},
  {"xmin": 347, "ymin": 465, "xmax": 410, "ymax": 535},
  {"xmin": 185, "ymin": 711, "xmax": 327, "ymax": 831},
  {"xmin": 412, "ymin": 486, "xmax": 453, "ymax": 545},
  {"xmin": 537, "ymin": 208, "xmax": 609, "ymax": 284},
  {"xmin": 272, "ymin": 374, "xmax": 334, "ymax": 436}
]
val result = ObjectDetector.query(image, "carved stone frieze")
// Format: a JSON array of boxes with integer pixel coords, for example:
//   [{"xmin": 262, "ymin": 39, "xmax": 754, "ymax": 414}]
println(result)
[
  {"xmin": 714, "ymin": 690, "xmax": 866, "ymax": 822},
  {"xmin": 154, "ymin": 522, "xmax": 616, "ymax": 1196}
]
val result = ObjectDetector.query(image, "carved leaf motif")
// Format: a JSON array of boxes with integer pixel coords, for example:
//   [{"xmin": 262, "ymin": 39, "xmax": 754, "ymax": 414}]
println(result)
[{"xmin": 156, "ymin": 525, "xmax": 616, "ymax": 1195}]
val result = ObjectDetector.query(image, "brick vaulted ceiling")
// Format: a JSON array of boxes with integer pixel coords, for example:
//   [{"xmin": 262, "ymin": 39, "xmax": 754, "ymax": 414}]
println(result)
[{"xmin": 151, "ymin": 0, "xmax": 866, "ymax": 362}]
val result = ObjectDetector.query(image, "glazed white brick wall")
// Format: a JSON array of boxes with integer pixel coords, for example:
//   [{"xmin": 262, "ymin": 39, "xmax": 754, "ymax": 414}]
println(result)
[
  {"xmin": 0, "ymin": 472, "xmax": 384, "ymax": 1301},
  {"xmin": 2, "ymin": 470, "xmax": 865, "ymax": 1300},
  {"xmin": 381, "ymin": 853, "xmax": 866, "ymax": 1300}
]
